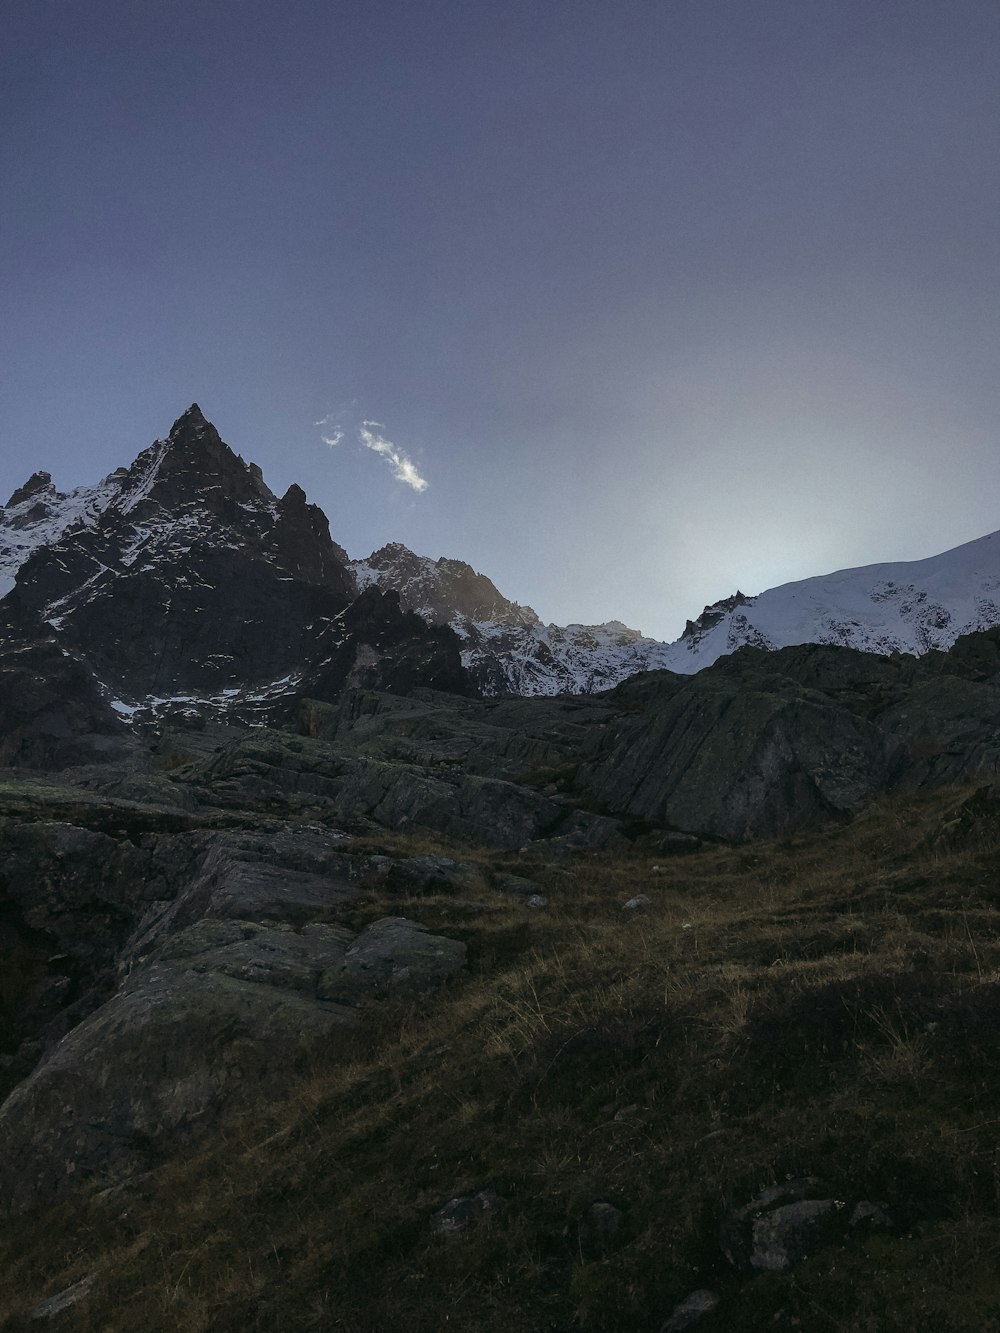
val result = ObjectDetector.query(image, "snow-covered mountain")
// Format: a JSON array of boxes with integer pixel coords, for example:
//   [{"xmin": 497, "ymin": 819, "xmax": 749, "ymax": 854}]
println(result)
[
  {"xmin": 353, "ymin": 529, "xmax": 1000, "ymax": 693},
  {"xmin": 350, "ymin": 544, "xmax": 677, "ymax": 695},
  {"xmin": 0, "ymin": 470, "xmax": 124, "ymax": 602},
  {"xmin": 661, "ymin": 530, "xmax": 1000, "ymax": 673},
  {"xmin": 4, "ymin": 406, "xmax": 1000, "ymax": 721}
]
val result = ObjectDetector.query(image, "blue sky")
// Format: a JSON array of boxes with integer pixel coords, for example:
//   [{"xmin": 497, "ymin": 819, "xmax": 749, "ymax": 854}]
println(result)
[{"xmin": 3, "ymin": 0, "xmax": 999, "ymax": 639}]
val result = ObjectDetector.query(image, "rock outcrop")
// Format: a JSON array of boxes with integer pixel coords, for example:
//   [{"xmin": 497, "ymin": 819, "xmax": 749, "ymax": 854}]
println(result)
[
  {"xmin": 0, "ymin": 805, "xmax": 469, "ymax": 1216},
  {"xmin": 577, "ymin": 634, "xmax": 1000, "ymax": 839}
]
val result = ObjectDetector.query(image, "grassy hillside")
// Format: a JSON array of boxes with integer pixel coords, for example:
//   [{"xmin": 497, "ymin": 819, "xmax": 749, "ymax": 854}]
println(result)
[{"xmin": 4, "ymin": 783, "xmax": 1000, "ymax": 1331}]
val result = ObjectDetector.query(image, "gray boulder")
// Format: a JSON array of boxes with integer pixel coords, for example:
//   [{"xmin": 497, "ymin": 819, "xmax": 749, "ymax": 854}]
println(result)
[
  {"xmin": 383, "ymin": 855, "xmax": 483, "ymax": 896},
  {"xmin": 318, "ymin": 917, "xmax": 467, "ymax": 1004},
  {"xmin": 0, "ymin": 961, "xmax": 357, "ymax": 1215},
  {"xmin": 749, "ymin": 1197, "xmax": 837, "ymax": 1270},
  {"xmin": 718, "ymin": 1177, "xmax": 890, "ymax": 1273},
  {"xmin": 661, "ymin": 1289, "xmax": 720, "ymax": 1332},
  {"xmin": 431, "ymin": 1190, "xmax": 503, "ymax": 1235}
]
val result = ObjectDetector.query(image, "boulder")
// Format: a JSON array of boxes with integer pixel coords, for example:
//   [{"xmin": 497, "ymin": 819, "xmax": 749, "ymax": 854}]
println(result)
[
  {"xmin": 318, "ymin": 917, "xmax": 467, "ymax": 1004},
  {"xmin": 718, "ymin": 1177, "xmax": 889, "ymax": 1273},
  {"xmin": 27, "ymin": 1276, "xmax": 94, "ymax": 1322},
  {"xmin": 431, "ymin": 1190, "xmax": 503, "ymax": 1235},
  {"xmin": 383, "ymin": 855, "xmax": 483, "ymax": 896},
  {"xmin": 661, "ymin": 1289, "xmax": 720, "ymax": 1332},
  {"xmin": 0, "ymin": 960, "xmax": 357, "ymax": 1215},
  {"xmin": 749, "ymin": 1198, "xmax": 837, "ymax": 1270}
]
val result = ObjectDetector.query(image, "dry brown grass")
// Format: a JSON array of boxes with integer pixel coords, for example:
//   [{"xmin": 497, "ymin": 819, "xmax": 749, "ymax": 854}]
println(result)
[{"xmin": 4, "ymin": 783, "xmax": 1000, "ymax": 1330}]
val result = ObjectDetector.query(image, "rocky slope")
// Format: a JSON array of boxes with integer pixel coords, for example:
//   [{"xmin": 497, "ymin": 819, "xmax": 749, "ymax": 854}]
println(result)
[
  {"xmin": 4, "ymin": 626, "xmax": 1000, "ymax": 1221},
  {"xmin": 7, "ymin": 407, "xmax": 1000, "ymax": 1328}
]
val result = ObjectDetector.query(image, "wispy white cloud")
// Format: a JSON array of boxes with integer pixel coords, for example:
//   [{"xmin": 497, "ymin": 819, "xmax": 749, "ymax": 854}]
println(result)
[
  {"xmin": 315, "ymin": 403, "xmax": 356, "ymax": 448},
  {"xmin": 359, "ymin": 421, "xmax": 429, "ymax": 493}
]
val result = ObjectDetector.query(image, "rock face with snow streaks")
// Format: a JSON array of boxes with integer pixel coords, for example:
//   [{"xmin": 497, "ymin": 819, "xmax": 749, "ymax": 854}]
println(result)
[
  {"xmin": 0, "ymin": 407, "xmax": 465, "ymax": 747},
  {"xmin": 351, "ymin": 531, "xmax": 1000, "ymax": 696},
  {"xmin": 351, "ymin": 542, "xmax": 677, "ymax": 695},
  {"xmin": 3, "ymin": 405, "xmax": 354, "ymax": 696}
]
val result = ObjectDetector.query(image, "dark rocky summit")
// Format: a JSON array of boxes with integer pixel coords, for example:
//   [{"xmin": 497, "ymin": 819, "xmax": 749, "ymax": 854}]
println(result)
[
  {"xmin": 0, "ymin": 406, "xmax": 466, "ymax": 756},
  {"xmin": 4, "ymin": 470, "xmax": 58, "ymax": 517},
  {"xmin": 680, "ymin": 589, "xmax": 752, "ymax": 641}
]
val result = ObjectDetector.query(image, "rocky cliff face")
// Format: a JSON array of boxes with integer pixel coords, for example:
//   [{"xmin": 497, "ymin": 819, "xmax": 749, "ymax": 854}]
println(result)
[
  {"xmin": 0, "ymin": 407, "xmax": 466, "ymax": 757},
  {"xmin": 2, "ymin": 405, "xmax": 356, "ymax": 696},
  {"xmin": 352, "ymin": 542, "xmax": 678, "ymax": 695}
]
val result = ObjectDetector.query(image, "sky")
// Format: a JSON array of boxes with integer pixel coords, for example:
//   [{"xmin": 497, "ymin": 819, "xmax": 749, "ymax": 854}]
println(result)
[{"xmin": 2, "ymin": 0, "xmax": 998, "ymax": 641}]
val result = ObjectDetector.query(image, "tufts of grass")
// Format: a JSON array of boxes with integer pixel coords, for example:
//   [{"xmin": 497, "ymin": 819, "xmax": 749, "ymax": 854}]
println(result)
[{"xmin": 3, "ymin": 784, "xmax": 1000, "ymax": 1329}]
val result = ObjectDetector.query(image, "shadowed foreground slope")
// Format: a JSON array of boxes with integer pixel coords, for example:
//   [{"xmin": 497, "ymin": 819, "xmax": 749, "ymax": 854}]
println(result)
[{"xmin": 3, "ymin": 781, "xmax": 1000, "ymax": 1332}]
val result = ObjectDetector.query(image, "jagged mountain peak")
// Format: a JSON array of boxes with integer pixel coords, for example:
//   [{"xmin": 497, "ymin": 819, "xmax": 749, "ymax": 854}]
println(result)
[
  {"xmin": 0, "ymin": 407, "xmax": 468, "ymax": 727},
  {"xmin": 171, "ymin": 402, "xmax": 208, "ymax": 431},
  {"xmin": 118, "ymin": 407, "xmax": 275, "ymax": 515},
  {"xmin": 349, "ymin": 541, "xmax": 679, "ymax": 696},
  {"xmin": 352, "ymin": 542, "xmax": 541, "ymax": 632},
  {"xmin": 0, "ymin": 408, "xmax": 364, "ymax": 703},
  {"xmin": 5, "ymin": 471, "xmax": 56, "ymax": 510},
  {"xmin": 680, "ymin": 590, "xmax": 753, "ymax": 642}
]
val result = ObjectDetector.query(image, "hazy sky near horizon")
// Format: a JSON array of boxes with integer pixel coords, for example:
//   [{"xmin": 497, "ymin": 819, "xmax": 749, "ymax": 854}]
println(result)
[{"xmin": 3, "ymin": 0, "xmax": 999, "ymax": 640}]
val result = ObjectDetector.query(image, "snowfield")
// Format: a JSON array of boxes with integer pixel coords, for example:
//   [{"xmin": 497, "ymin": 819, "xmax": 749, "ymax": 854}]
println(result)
[{"xmin": 662, "ymin": 529, "xmax": 1000, "ymax": 674}]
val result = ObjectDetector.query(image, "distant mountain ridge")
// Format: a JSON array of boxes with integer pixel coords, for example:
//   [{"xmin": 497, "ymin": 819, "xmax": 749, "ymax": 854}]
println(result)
[
  {"xmin": 348, "ymin": 530, "xmax": 1000, "ymax": 693},
  {"xmin": 350, "ymin": 543, "xmax": 677, "ymax": 695},
  {"xmin": 666, "ymin": 531, "xmax": 1000, "ymax": 671},
  {"xmin": 2, "ymin": 407, "xmax": 1000, "ymax": 731}
]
